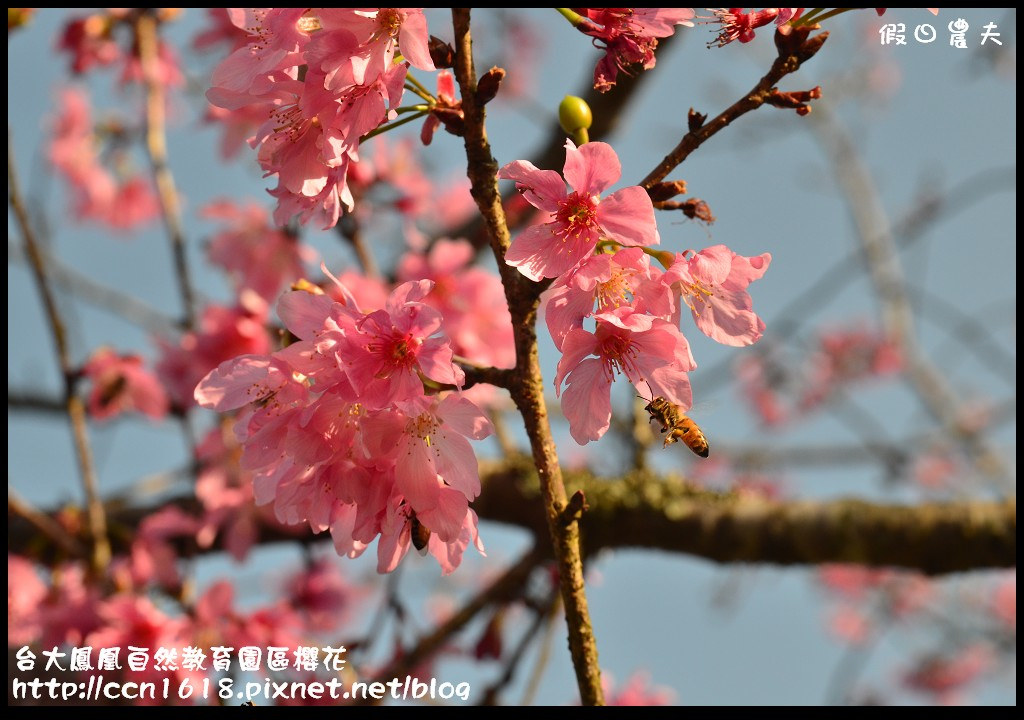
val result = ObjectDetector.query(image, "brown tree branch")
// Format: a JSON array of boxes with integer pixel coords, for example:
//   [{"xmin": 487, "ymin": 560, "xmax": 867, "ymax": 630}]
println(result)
[
  {"xmin": 8, "ymin": 459, "xmax": 1015, "ymax": 576},
  {"xmin": 451, "ymin": 8, "xmax": 603, "ymax": 705},
  {"xmin": 639, "ymin": 27, "xmax": 828, "ymax": 189},
  {"xmin": 135, "ymin": 10, "xmax": 197, "ymax": 330},
  {"xmin": 8, "ymin": 132, "xmax": 111, "ymax": 576}
]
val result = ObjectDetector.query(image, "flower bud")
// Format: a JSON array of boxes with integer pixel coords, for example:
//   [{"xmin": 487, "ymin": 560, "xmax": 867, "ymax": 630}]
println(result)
[{"xmin": 558, "ymin": 95, "xmax": 593, "ymax": 145}]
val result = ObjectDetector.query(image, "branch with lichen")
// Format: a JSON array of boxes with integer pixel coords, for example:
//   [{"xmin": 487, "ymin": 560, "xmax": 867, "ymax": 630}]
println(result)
[{"xmin": 8, "ymin": 458, "xmax": 1015, "ymax": 575}]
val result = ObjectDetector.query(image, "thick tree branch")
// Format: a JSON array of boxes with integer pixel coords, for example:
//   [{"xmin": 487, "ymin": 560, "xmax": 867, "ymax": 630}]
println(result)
[
  {"xmin": 9, "ymin": 459, "xmax": 1015, "ymax": 576},
  {"xmin": 451, "ymin": 8, "xmax": 603, "ymax": 705}
]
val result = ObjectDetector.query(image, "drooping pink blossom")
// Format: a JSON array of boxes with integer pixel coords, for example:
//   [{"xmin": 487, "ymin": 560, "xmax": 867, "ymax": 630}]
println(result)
[
  {"xmin": 498, "ymin": 140, "xmax": 659, "ymax": 281},
  {"xmin": 665, "ymin": 244, "xmax": 771, "ymax": 347},
  {"xmin": 82, "ymin": 348, "xmax": 169, "ymax": 421},
  {"xmin": 205, "ymin": 8, "xmax": 432, "ymax": 229},
  {"xmin": 194, "ymin": 274, "xmax": 492, "ymax": 575},
  {"xmin": 555, "ymin": 309, "xmax": 695, "ymax": 445},
  {"xmin": 542, "ymin": 246, "xmax": 671, "ymax": 351},
  {"xmin": 580, "ymin": 8, "xmax": 695, "ymax": 92}
]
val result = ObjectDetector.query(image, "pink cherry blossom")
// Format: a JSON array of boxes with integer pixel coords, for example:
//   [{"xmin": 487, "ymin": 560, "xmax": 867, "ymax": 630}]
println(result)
[
  {"xmin": 48, "ymin": 88, "xmax": 160, "ymax": 231},
  {"xmin": 82, "ymin": 348, "xmax": 169, "ymax": 421},
  {"xmin": 555, "ymin": 309, "xmax": 695, "ymax": 444},
  {"xmin": 8, "ymin": 554, "xmax": 47, "ymax": 646},
  {"xmin": 498, "ymin": 140, "xmax": 659, "ymax": 281},
  {"xmin": 602, "ymin": 671, "xmax": 675, "ymax": 706},
  {"xmin": 194, "ymin": 276, "xmax": 492, "ymax": 575},
  {"xmin": 704, "ymin": 8, "xmax": 782, "ymax": 48},
  {"xmin": 338, "ymin": 280, "xmax": 466, "ymax": 407},
  {"xmin": 205, "ymin": 8, "xmax": 431, "ymax": 229},
  {"xmin": 542, "ymin": 246, "xmax": 671, "ymax": 351},
  {"xmin": 57, "ymin": 14, "xmax": 121, "ymax": 74},
  {"xmin": 397, "ymin": 239, "xmax": 515, "ymax": 369},
  {"xmin": 828, "ymin": 605, "xmax": 873, "ymax": 645},
  {"xmin": 665, "ymin": 244, "xmax": 771, "ymax": 347},
  {"xmin": 581, "ymin": 8, "xmax": 696, "ymax": 92}
]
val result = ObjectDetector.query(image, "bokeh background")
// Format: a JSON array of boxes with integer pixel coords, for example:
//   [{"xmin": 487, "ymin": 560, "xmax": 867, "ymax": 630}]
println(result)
[{"xmin": 8, "ymin": 8, "xmax": 1016, "ymax": 705}]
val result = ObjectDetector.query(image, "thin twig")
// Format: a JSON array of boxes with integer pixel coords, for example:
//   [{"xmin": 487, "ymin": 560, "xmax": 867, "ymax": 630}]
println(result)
[
  {"xmin": 9, "ymin": 241, "xmax": 178, "ymax": 333},
  {"xmin": 479, "ymin": 590, "xmax": 560, "ymax": 705},
  {"xmin": 638, "ymin": 27, "xmax": 829, "ymax": 190},
  {"xmin": 337, "ymin": 215, "xmax": 380, "ymax": 280},
  {"xmin": 135, "ymin": 10, "xmax": 197, "ymax": 330},
  {"xmin": 451, "ymin": 8, "xmax": 604, "ymax": 705},
  {"xmin": 356, "ymin": 548, "xmax": 543, "ymax": 705},
  {"xmin": 8, "ymin": 489, "xmax": 87, "ymax": 558},
  {"xmin": 9, "ymin": 131, "xmax": 111, "ymax": 575}
]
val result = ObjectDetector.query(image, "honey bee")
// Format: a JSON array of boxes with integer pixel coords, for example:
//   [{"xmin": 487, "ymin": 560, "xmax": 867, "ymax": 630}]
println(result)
[
  {"xmin": 644, "ymin": 396, "xmax": 709, "ymax": 457},
  {"xmin": 409, "ymin": 511, "xmax": 431, "ymax": 553}
]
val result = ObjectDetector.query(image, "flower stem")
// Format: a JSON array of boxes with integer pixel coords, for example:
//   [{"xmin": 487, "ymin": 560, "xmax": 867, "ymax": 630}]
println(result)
[{"xmin": 360, "ymin": 110, "xmax": 428, "ymax": 142}]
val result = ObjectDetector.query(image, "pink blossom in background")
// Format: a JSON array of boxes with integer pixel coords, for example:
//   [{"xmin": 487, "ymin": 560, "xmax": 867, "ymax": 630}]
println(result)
[
  {"xmin": 602, "ymin": 670, "xmax": 675, "ymax": 706},
  {"xmin": 57, "ymin": 14, "xmax": 121, "ymax": 74},
  {"xmin": 991, "ymin": 574, "xmax": 1015, "ymax": 631},
  {"xmin": 157, "ymin": 302, "xmax": 273, "ymax": 408},
  {"xmin": 48, "ymin": 87, "xmax": 161, "ymax": 231},
  {"xmin": 286, "ymin": 557, "xmax": 361, "ymax": 632},
  {"xmin": 8, "ymin": 554, "xmax": 47, "ymax": 646},
  {"xmin": 124, "ymin": 506, "xmax": 202, "ymax": 591},
  {"xmin": 828, "ymin": 605, "xmax": 874, "ymax": 645},
  {"xmin": 799, "ymin": 324, "xmax": 903, "ymax": 411},
  {"xmin": 203, "ymin": 199, "xmax": 315, "ymax": 304},
  {"xmin": 903, "ymin": 644, "xmax": 994, "ymax": 702},
  {"xmin": 191, "ymin": 7, "xmax": 249, "ymax": 52},
  {"xmin": 82, "ymin": 348, "xmax": 169, "ymax": 421},
  {"xmin": 555, "ymin": 310, "xmax": 694, "ymax": 444},
  {"xmin": 498, "ymin": 140, "xmax": 659, "ymax": 281},
  {"xmin": 665, "ymin": 244, "xmax": 771, "ymax": 347},
  {"xmin": 579, "ymin": 8, "xmax": 695, "ymax": 92},
  {"xmin": 734, "ymin": 350, "xmax": 793, "ymax": 427}
]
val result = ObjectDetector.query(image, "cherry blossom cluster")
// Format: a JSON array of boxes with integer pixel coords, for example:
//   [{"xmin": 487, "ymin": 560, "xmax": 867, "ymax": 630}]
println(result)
[
  {"xmin": 498, "ymin": 139, "xmax": 770, "ymax": 445},
  {"xmin": 568, "ymin": 8, "xmax": 695, "ymax": 93},
  {"xmin": 195, "ymin": 274, "xmax": 494, "ymax": 575},
  {"xmin": 205, "ymin": 9, "xmax": 435, "ymax": 229},
  {"xmin": 48, "ymin": 88, "xmax": 160, "ymax": 230}
]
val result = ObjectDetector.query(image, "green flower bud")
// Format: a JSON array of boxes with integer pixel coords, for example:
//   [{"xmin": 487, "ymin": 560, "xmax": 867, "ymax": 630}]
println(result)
[{"xmin": 558, "ymin": 95, "xmax": 593, "ymax": 145}]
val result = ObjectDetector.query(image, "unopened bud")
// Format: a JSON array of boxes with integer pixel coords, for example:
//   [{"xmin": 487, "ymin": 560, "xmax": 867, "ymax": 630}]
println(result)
[{"xmin": 558, "ymin": 95, "xmax": 593, "ymax": 145}]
